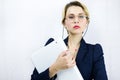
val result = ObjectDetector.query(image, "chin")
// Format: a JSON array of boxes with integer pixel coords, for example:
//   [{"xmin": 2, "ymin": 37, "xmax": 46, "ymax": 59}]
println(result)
[{"xmin": 71, "ymin": 32, "xmax": 82, "ymax": 35}]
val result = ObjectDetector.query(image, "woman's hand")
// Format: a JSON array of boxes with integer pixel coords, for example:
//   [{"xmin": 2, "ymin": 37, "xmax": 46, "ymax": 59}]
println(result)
[
  {"xmin": 49, "ymin": 50, "xmax": 76, "ymax": 78},
  {"xmin": 54, "ymin": 50, "xmax": 76, "ymax": 70}
]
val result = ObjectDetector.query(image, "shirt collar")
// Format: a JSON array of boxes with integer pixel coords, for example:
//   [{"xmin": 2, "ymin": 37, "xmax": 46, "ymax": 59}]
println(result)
[{"xmin": 64, "ymin": 36, "xmax": 88, "ymax": 62}]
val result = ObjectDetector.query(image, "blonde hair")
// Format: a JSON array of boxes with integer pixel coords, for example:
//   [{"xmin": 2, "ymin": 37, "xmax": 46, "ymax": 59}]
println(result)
[{"xmin": 62, "ymin": 1, "xmax": 90, "ymax": 24}]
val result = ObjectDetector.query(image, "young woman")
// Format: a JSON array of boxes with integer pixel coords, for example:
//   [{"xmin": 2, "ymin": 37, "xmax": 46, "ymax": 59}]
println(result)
[{"xmin": 31, "ymin": 1, "xmax": 108, "ymax": 80}]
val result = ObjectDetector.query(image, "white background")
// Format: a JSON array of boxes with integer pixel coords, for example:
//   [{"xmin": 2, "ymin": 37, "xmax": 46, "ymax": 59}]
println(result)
[{"xmin": 0, "ymin": 0, "xmax": 120, "ymax": 80}]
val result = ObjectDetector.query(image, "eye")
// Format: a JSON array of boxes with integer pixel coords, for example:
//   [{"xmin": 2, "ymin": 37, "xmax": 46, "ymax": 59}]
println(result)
[
  {"xmin": 68, "ymin": 16, "xmax": 74, "ymax": 19},
  {"xmin": 79, "ymin": 15, "xmax": 84, "ymax": 19}
]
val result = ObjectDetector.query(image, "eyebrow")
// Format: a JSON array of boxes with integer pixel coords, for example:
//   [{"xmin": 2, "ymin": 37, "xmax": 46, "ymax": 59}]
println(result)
[
  {"xmin": 79, "ymin": 13, "xmax": 86, "ymax": 15},
  {"xmin": 68, "ymin": 13, "xmax": 85, "ymax": 16}
]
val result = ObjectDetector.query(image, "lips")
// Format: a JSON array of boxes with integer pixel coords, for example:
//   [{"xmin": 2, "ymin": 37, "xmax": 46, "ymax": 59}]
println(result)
[{"xmin": 73, "ymin": 25, "xmax": 80, "ymax": 29}]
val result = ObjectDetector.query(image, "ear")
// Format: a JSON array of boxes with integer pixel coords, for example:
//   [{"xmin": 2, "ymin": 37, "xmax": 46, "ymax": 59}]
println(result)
[
  {"xmin": 87, "ymin": 20, "xmax": 90, "ymax": 25},
  {"xmin": 63, "ymin": 21, "xmax": 67, "ymax": 29},
  {"xmin": 85, "ymin": 21, "xmax": 89, "ymax": 27},
  {"xmin": 63, "ymin": 25, "xmax": 67, "ymax": 30},
  {"xmin": 86, "ymin": 22, "xmax": 89, "ymax": 26}
]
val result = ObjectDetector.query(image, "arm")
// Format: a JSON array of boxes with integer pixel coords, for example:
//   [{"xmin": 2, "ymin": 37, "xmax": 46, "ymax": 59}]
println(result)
[
  {"xmin": 31, "ymin": 38, "xmax": 75, "ymax": 80},
  {"xmin": 31, "ymin": 51, "xmax": 75, "ymax": 80},
  {"xmin": 31, "ymin": 38, "xmax": 55, "ymax": 80},
  {"xmin": 93, "ymin": 44, "xmax": 108, "ymax": 80},
  {"xmin": 31, "ymin": 68, "xmax": 52, "ymax": 80}
]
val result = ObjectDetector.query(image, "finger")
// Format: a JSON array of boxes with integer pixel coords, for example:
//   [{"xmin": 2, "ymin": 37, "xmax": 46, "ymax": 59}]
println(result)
[
  {"xmin": 61, "ymin": 50, "xmax": 71, "ymax": 58},
  {"xmin": 67, "ymin": 61, "xmax": 76, "ymax": 68},
  {"xmin": 65, "ymin": 50, "xmax": 70, "ymax": 55},
  {"xmin": 72, "ymin": 54, "xmax": 76, "ymax": 60},
  {"xmin": 71, "ymin": 59, "xmax": 76, "ymax": 64},
  {"xmin": 60, "ymin": 50, "xmax": 68, "ymax": 57}
]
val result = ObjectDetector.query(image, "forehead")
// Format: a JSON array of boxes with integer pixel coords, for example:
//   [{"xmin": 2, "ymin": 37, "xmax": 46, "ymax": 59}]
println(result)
[{"xmin": 66, "ymin": 6, "xmax": 85, "ymax": 15}]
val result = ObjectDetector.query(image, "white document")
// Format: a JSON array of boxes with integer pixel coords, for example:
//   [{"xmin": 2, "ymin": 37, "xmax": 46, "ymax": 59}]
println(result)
[{"xmin": 31, "ymin": 38, "xmax": 83, "ymax": 80}]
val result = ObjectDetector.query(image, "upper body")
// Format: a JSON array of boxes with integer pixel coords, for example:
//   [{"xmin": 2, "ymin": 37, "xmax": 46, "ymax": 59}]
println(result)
[
  {"xmin": 31, "ymin": 37, "xmax": 108, "ymax": 80},
  {"xmin": 31, "ymin": 1, "xmax": 108, "ymax": 80}
]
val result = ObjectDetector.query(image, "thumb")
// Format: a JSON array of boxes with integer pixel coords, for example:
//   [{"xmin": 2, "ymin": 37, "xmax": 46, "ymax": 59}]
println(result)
[{"xmin": 60, "ymin": 50, "xmax": 68, "ymax": 57}]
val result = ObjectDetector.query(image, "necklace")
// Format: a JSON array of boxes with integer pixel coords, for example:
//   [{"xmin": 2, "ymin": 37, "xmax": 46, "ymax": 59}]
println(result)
[{"xmin": 67, "ymin": 42, "xmax": 80, "ymax": 58}]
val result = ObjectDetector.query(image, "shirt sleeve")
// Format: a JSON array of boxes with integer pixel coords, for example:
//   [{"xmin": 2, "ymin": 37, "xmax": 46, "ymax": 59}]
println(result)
[
  {"xmin": 31, "ymin": 68, "xmax": 51, "ymax": 80},
  {"xmin": 93, "ymin": 44, "xmax": 108, "ymax": 80}
]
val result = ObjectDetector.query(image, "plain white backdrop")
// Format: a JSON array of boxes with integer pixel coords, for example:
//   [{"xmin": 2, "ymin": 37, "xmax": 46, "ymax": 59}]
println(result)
[{"xmin": 0, "ymin": 0, "xmax": 120, "ymax": 80}]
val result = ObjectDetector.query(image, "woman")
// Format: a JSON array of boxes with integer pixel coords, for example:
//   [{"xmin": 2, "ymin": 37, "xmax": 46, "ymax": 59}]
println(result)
[{"xmin": 31, "ymin": 1, "xmax": 108, "ymax": 80}]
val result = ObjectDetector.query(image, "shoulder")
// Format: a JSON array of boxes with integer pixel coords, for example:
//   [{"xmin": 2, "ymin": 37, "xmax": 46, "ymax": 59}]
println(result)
[
  {"xmin": 86, "ymin": 43, "xmax": 104, "ymax": 59},
  {"xmin": 89, "ymin": 43, "xmax": 104, "ymax": 62},
  {"xmin": 93, "ymin": 43, "xmax": 103, "ymax": 56},
  {"xmin": 87, "ymin": 43, "xmax": 103, "ymax": 53},
  {"xmin": 94, "ymin": 44, "xmax": 104, "ymax": 61}
]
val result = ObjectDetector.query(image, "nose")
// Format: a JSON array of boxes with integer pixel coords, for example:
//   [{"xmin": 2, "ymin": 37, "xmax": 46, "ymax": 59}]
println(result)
[{"xmin": 73, "ymin": 17, "xmax": 79, "ymax": 24}]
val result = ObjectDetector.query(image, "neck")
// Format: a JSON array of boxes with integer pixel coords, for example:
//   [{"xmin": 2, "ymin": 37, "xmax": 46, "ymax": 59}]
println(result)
[{"xmin": 68, "ymin": 34, "xmax": 82, "ymax": 48}]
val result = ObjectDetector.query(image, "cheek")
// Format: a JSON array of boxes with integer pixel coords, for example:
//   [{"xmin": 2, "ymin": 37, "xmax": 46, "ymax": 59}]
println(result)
[
  {"xmin": 80, "ymin": 24, "xmax": 87, "ymax": 32},
  {"xmin": 64, "ymin": 21, "xmax": 72, "ymax": 29},
  {"xmin": 81, "ymin": 21, "xmax": 88, "ymax": 29},
  {"xmin": 82, "ymin": 24, "xmax": 87, "ymax": 30}
]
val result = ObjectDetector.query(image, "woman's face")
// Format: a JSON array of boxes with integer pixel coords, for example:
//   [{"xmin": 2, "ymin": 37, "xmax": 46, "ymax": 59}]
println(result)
[{"xmin": 64, "ymin": 6, "xmax": 88, "ymax": 35}]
